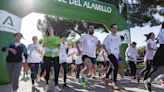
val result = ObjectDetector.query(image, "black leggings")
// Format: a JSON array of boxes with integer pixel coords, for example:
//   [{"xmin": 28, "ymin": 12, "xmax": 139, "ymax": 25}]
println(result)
[
  {"xmin": 128, "ymin": 61, "xmax": 136, "ymax": 77},
  {"xmin": 140, "ymin": 60, "xmax": 157, "ymax": 80},
  {"xmin": 44, "ymin": 56, "xmax": 60, "ymax": 85},
  {"xmin": 76, "ymin": 64, "xmax": 83, "ymax": 79},
  {"xmin": 28, "ymin": 63, "xmax": 39, "ymax": 84},
  {"xmin": 105, "ymin": 54, "xmax": 118, "ymax": 82},
  {"xmin": 61, "ymin": 62, "xmax": 68, "ymax": 84}
]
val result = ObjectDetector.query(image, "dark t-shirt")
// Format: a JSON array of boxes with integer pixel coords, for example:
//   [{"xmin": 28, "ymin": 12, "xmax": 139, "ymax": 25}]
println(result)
[{"xmin": 2, "ymin": 42, "xmax": 27, "ymax": 63}]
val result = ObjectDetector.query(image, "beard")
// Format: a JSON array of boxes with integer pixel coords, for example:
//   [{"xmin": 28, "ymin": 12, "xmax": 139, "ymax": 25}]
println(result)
[
  {"xmin": 112, "ymin": 30, "xmax": 117, "ymax": 34},
  {"xmin": 89, "ymin": 31, "xmax": 94, "ymax": 35}
]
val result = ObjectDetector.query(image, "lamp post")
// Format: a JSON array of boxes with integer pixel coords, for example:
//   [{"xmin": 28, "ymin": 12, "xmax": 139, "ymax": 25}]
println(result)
[{"xmin": 126, "ymin": 0, "xmax": 131, "ymax": 43}]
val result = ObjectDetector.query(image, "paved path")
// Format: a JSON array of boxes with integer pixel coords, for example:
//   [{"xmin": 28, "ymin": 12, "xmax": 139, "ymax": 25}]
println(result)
[{"xmin": 1, "ymin": 74, "xmax": 164, "ymax": 92}]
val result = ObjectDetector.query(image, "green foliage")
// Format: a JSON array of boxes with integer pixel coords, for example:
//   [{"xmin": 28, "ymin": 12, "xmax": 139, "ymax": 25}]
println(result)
[
  {"xmin": 99, "ymin": 0, "xmax": 164, "ymax": 27},
  {"xmin": 37, "ymin": 15, "xmax": 89, "ymax": 36},
  {"xmin": 37, "ymin": 0, "xmax": 164, "ymax": 36},
  {"xmin": 137, "ymin": 46, "xmax": 146, "ymax": 57},
  {"xmin": 37, "ymin": 15, "xmax": 106, "ymax": 36}
]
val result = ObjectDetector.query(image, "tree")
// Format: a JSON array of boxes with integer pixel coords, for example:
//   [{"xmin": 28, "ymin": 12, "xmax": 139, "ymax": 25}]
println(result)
[
  {"xmin": 99, "ymin": 0, "xmax": 164, "ymax": 27},
  {"xmin": 37, "ymin": 0, "xmax": 164, "ymax": 36},
  {"xmin": 137, "ymin": 46, "xmax": 146, "ymax": 57},
  {"xmin": 37, "ymin": 15, "xmax": 86, "ymax": 36},
  {"xmin": 37, "ymin": 15, "xmax": 105, "ymax": 36}
]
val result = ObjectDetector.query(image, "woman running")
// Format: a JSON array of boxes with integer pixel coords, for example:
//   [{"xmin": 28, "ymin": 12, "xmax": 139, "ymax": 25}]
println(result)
[{"xmin": 42, "ymin": 26, "xmax": 61, "ymax": 92}]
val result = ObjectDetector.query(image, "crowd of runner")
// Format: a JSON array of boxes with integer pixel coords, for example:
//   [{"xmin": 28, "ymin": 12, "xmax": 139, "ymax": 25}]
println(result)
[{"xmin": 2, "ymin": 22, "xmax": 164, "ymax": 92}]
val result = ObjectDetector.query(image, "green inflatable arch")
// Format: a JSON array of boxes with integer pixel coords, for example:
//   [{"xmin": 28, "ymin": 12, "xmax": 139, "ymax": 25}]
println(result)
[{"xmin": 0, "ymin": 0, "xmax": 130, "ymax": 84}]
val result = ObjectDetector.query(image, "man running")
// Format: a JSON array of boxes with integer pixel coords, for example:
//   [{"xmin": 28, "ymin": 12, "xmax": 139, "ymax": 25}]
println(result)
[
  {"xmin": 76, "ymin": 24, "xmax": 101, "ymax": 83},
  {"xmin": 102, "ymin": 24, "xmax": 122, "ymax": 90}
]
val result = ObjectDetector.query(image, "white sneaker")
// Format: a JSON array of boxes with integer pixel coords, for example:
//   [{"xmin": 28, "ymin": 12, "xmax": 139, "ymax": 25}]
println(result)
[
  {"xmin": 50, "ymin": 75, "xmax": 54, "ymax": 79},
  {"xmin": 54, "ymin": 85, "xmax": 62, "ymax": 92},
  {"xmin": 25, "ymin": 74, "xmax": 29, "ymax": 79},
  {"xmin": 45, "ymin": 84, "xmax": 49, "ymax": 91},
  {"xmin": 34, "ymin": 82, "xmax": 39, "ymax": 87},
  {"xmin": 37, "ymin": 77, "xmax": 41, "ymax": 82},
  {"xmin": 75, "ymin": 78, "xmax": 80, "ymax": 83}
]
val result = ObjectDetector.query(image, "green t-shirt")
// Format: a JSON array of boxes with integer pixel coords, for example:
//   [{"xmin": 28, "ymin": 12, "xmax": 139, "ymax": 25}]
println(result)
[{"xmin": 43, "ymin": 36, "xmax": 61, "ymax": 57}]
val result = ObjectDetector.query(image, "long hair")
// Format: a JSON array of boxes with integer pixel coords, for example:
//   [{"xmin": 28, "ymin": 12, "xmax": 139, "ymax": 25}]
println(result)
[
  {"xmin": 144, "ymin": 32, "xmax": 154, "ymax": 41},
  {"xmin": 45, "ymin": 26, "xmax": 56, "ymax": 36}
]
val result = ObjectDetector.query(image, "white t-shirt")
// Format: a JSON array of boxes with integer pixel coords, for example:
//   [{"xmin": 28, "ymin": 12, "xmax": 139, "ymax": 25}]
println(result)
[
  {"xmin": 75, "ymin": 47, "xmax": 83, "ymax": 64},
  {"xmin": 27, "ymin": 44, "xmax": 44, "ymax": 63},
  {"xmin": 59, "ymin": 43, "xmax": 68, "ymax": 64},
  {"xmin": 103, "ymin": 50, "xmax": 110, "ymax": 61},
  {"xmin": 125, "ymin": 47, "xmax": 138, "ymax": 62},
  {"xmin": 67, "ymin": 47, "xmax": 77, "ymax": 63},
  {"xmin": 97, "ymin": 49, "xmax": 109, "ymax": 62},
  {"xmin": 15, "ymin": 42, "xmax": 21, "ymax": 47},
  {"xmin": 103, "ymin": 34, "xmax": 121, "ymax": 59},
  {"xmin": 79, "ymin": 34, "xmax": 99, "ymax": 58},
  {"xmin": 145, "ymin": 39, "xmax": 157, "ymax": 60},
  {"xmin": 75, "ymin": 55, "xmax": 83, "ymax": 64},
  {"xmin": 97, "ymin": 50, "xmax": 105, "ymax": 62},
  {"xmin": 158, "ymin": 29, "xmax": 164, "ymax": 44}
]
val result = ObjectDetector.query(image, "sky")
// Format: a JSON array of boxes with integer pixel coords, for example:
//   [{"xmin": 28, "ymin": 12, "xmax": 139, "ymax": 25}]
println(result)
[
  {"xmin": 21, "ymin": 12, "xmax": 163, "ymax": 47},
  {"xmin": 21, "ymin": 13, "xmax": 44, "ymax": 46}
]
